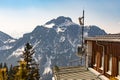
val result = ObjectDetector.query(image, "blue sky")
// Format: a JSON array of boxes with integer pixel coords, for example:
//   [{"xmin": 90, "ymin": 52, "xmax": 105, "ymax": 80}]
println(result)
[{"xmin": 0, "ymin": 0, "xmax": 120, "ymax": 38}]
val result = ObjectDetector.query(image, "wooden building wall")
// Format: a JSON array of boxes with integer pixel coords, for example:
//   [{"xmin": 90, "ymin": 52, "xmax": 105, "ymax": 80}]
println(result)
[{"xmin": 89, "ymin": 41, "xmax": 120, "ymax": 78}]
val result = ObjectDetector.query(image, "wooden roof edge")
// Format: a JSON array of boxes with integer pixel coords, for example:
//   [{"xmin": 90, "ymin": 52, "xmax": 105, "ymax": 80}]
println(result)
[
  {"xmin": 85, "ymin": 37, "xmax": 120, "ymax": 42},
  {"xmin": 84, "ymin": 34, "xmax": 120, "ymax": 42}
]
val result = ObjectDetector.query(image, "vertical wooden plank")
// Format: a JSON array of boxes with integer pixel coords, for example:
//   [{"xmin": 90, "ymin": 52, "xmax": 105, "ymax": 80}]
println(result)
[
  {"xmin": 104, "ymin": 46, "xmax": 109, "ymax": 74},
  {"xmin": 91, "ymin": 41, "xmax": 95, "ymax": 68},
  {"xmin": 112, "ymin": 53, "xmax": 118, "ymax": 76},
  {"xmin": 92, "ymin": 41, "xmax": 96, "ymax": 68}
]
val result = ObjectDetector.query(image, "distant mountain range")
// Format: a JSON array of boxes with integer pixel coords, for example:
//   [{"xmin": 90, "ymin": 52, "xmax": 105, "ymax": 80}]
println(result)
[{"xmin": 0, "ymin": 16, "xmax": 106, "ymax": 80}]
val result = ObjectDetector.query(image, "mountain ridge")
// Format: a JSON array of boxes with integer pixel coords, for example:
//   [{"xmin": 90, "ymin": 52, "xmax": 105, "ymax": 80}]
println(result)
[{"xmin": 0, "ymin": 16, "xmax": 107, "ymax": 80}]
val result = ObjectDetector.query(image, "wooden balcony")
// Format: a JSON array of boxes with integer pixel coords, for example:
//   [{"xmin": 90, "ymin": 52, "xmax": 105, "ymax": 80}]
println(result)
[{"xmin": 53, "ymin": 66, "xmax": 101, "ymax": 80}]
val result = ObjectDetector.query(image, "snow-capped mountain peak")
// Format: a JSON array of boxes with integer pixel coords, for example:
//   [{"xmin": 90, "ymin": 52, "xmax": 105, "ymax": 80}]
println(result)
[
  {"xmin": 45, "ymin": 16, "xmax": 73, "ymax": 26},
  {"xmin": 0, "ymin": 16, "xmax": 107, "ymax": 80},
  {"xmin": 44, "ymin": 16, "xmax": 76, "ymax": 34}
]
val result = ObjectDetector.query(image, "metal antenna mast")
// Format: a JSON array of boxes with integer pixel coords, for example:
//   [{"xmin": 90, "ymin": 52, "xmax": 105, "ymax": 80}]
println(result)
[
  {"xmin": 82, "ymin": 10, "xmax": 84, "ymax": 48},
  {"xmin": 79, "ymin": 10, "xmax": 84, "ymax": 48},
  {"xmin": 77, "ymin": 10, "xmax": 85, "ymax": 66},
  {"xmin": 78, "ymin": 10, "xmax": 85, "ymax": 55}
]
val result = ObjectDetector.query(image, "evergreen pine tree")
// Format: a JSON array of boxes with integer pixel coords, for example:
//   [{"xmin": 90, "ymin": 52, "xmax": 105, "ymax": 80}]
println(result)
[
  {"xmin": 8, "ymin": 64, "xmax": 14, "ymax": 80},
  {"xmin": 21, "ymin": 42, "xmax": 40, "ymax": 80},
  {"xmin": 12, "ymin": 66, "xmax": 19, "ymax": 80},
  {"xmin": 3, "ymin": 63, "xmax": 8, "ymax": 73},
  {"xmin": 22, "ymin": 43, "xmax": 34, "ymax": 69}
]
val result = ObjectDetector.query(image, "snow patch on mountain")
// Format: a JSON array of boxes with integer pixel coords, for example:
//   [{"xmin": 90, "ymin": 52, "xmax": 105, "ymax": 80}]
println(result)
[
  {"xmin": 56, "ymin": 27, "xmax": 65, "ymax": 33},
  {"xmin": 30, "ymin": 36, "xmax": 33, "ymax": 40},
  {"xmin": 38, "ymin": 55, "xmax": 42, "ymax": 61},
  {"xmin": 44, "ymin": 23, "xmax": 55, "ymax": 28},
  {"xmin": 68, "ymin": 38, "xmax": 76, "ymax": 47},
  {"xmin": 43, "ymin": 66, "xmax": 52, "ymax": 75},
  {"xmin": 33, "ymin": 40, "xmax": 41, "ymax": 49},
  {"xmin": 58, "ymin": 19, "xmax": 76, "ymax": 27},
  {"xmin": 43, "ymin": 56, "xmax": 52, "ymax": 75},
  {"xmin": 7, "ymin": 47, "xmax": 24, "ymax": 59},
  {"xmin": 0, "ymin": 45, "xmax": 13, "ymax": 50},
  {"xmin": 59, "ymin": 36, "xmax": 65, "ymax": 42},
  {"xmin": 4, "ymin": 39, "xmax": 16, "ymax": 44}
]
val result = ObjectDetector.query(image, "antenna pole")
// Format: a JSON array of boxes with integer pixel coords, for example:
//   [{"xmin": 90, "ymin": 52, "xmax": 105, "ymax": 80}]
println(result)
[{"xmin": 81, "ymin": 10, "xmax": 84, "ymax": 48}]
